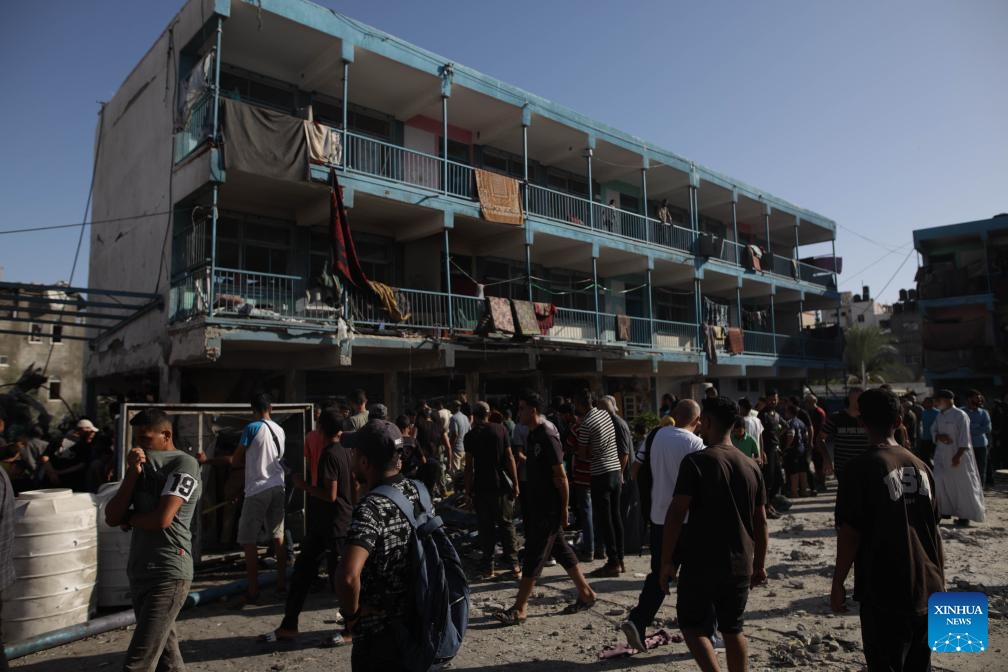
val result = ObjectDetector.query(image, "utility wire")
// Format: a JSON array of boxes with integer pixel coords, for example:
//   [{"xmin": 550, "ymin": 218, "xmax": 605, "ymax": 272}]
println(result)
[
  {"xmin": 44, "ymin": 103, "xmax": 104, "ymax": 375},
  {"xmin": 0, "ymin": 211, "xmax": 173, "ymax": 236}
]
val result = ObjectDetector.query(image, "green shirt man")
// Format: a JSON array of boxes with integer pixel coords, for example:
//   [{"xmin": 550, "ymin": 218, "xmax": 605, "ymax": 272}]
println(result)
[
  {"xmin": 105, "ymin": 409, "xmax": 201, "ymax": 672},
  {"xmin": 731, "ymin": 422, "xmax": 760, "ymax": 460}
]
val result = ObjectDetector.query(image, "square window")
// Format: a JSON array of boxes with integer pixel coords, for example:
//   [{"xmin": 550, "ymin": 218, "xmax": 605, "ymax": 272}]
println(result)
[
  {"xmin": 51, "ymin": 325, "xmax": 63, "ymax": 344},
  {"xmin": 0, "ymin": 355, "xmax": 8, "ymax": 367},
  {"xmin": 29, "ymin": 324, "xmax": 43, "ymax": 343},
  {"xmin": 48, "ymin": 378, "xmax": 61, "ymax": 401}
]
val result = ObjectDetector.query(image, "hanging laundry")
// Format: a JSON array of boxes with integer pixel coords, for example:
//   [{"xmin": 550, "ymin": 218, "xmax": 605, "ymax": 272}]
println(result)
[
  {"xmin": 726, "ymin": 327, "xmax": 744, "ymax": 354},
  {"xmin": 486, "ymin": 296, "xmax": 515, "ymax": 334},
  {"xmin": 616, "ymin": 313, "xmax": 631, "ymax": 341},
  {"xmin": 176, "ymin": 49, "xmax": 214, "ymax": 130},
  {"xmin": 305, "ymin": 121, "xmax": 343, "ymax": 165},
  {"xmin": 221, "ymin": 98, "xmax": 309, "ymax": 181},
  {"xmin": 511, "ymin": 299, "xmax": 540, "ymax": 337},
  {"xmin": 533, "ymin": 302, "xmax": 556, "ymax": 334},
  {"xmin": 369, "ymin": 280, "xmax": 411, "ymax": 323},
  {"xmin": 702, "ymin": 297, "xmax": 730, "ymax": 327},
  {"xmin": 474, "ymin": 168, "xmax": 523, "ymax": 226},
  {"xmin": 703, "ymin": 324, "xmax": 718, "ymax": 364},
  {"xmin": 328, "ymin": 170, "xmax": 377, "ymax": 299}
]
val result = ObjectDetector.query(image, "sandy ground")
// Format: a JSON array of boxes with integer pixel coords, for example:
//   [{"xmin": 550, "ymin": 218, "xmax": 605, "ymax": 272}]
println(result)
[{"xmin": 12, "ymin": 478, "xmax": 1008, "ymax": 672}]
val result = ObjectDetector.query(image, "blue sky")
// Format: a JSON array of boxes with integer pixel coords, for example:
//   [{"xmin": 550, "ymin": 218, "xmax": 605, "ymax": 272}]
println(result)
[{"xmin": 0, "ymin": 0, "xmax": 1004, "ymax": 303}]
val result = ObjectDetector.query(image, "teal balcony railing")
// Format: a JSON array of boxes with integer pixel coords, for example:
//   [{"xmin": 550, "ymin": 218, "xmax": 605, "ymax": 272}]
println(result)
[
  {"xmin": 167, "ymin": 266, "xmax": 842, "ymax": 361},
  {"xmin": 173, "ymin": 93, "xmax": 213, "ymax": 163},
  {"xmin": 179, "ymin": 97, "xmax": 837, "ymax": 290}
]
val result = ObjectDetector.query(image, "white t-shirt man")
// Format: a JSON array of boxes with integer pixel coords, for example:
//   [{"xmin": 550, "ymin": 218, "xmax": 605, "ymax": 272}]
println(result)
[
  {"xmin": 646, "ymin": 425, "xmax": 705, "ymax": 525},
  {"xmin": 239, "ymin": 418, "xmax": 286, "ymax": 496}
]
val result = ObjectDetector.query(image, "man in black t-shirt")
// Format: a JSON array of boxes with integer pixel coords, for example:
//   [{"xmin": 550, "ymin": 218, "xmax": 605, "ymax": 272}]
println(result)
[
  {"xmin": 831, "ymin": 388, "xmax": 944, "ymax": 672},
  {"xmin": 263, "ymin": 408, "xmax": 354, "ymax": 644},
  {"xmin": 659, "ymin": 397, "xmax": 768, "ymax": 672},
  {"xmin": 495, "ymin": 392, "xmax": 596, "ymax": 625},
  {"xmin": 465, "ymin": 401, "xmax": 519, "ymax": 580},
  {"xmin": 823, "ymin": 387, "xmax": 871, "ymax": 484}
]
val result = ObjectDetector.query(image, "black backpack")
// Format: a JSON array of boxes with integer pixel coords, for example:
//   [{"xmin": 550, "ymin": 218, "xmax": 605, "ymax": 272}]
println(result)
[{"xmin": 372, "ymin": 480, "xmax": 470, "ymax": 672}]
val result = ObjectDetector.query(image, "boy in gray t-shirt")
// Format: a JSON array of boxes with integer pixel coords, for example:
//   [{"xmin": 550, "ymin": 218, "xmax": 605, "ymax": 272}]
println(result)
[{"xmin": 106, "ymin": 409, "xmax": 201, "ymax": 672}]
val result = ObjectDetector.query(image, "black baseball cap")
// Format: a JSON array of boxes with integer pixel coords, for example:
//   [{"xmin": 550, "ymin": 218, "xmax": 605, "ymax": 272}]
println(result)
[{"xmin": 340, "ymin": 419, "xmax": 404, "ymax": 463}]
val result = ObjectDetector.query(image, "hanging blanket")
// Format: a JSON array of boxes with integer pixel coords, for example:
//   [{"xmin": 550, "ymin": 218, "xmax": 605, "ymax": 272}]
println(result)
[
  {"xmin": 474, "ymin": 168, "xmax": 523, "ymax": 225},
  {"xmin": 533, "ymin": 302, "xmax": 556, "ymax": 334},
  {"xmin": 369, "ymin": 280, "xmax": 411, "ymax": 323},
  {"xmin": 616, "ymin": 314, "xmax": 631, "ymax": 341},
  {"xmin": 328, "ymin": 170, "xmax": 375, "ymax": 296},
  {"xmin": 221, "ymin": 98, "xmax": 308, "ymax": 181},
  {"xmin": 487, "ymin": 296, "xmax": 514, "ymax": 334},
  {"xmin": 305, "ymin": 121, "xmax": 343, "ymax": 166},
  {"xmin": 512, "ymin": 299, "xmax": 540, "ymax": 337},
  {"xmin": 726, "ymin": 327, "xmax": 744, "ymax": 354},
  {"xmin": 703, "ymin": 324, "xmax": 718, "ymax": 364}
]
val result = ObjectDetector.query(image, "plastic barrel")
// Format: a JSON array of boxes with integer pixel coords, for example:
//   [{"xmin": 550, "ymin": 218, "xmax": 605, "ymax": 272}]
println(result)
[
  {"xmin": 1, "ymin": 488, "xmax": 98, "ymax": 642},
  {"xmin": 94, "ymin": 482, "xmax": 132, "ymax": 608}
]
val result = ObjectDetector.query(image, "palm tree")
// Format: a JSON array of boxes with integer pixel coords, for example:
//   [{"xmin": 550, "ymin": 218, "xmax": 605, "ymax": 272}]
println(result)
[{"xmin": 843, "ymin": 325, "xmax": 898, "ymax": 387}]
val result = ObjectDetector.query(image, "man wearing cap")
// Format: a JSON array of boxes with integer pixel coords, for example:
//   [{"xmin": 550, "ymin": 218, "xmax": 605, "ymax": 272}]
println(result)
[
  {"xmin": 105, "ymin": 409, "xmax": 201, "ymax": 672},
  {"xmin": 336, "ymin": 418, "xmax": 418, "ymax": 670},
  {"xmin": 42, "ymin": 418, "xmax": 100, "ymax": 491},
  {"xmin": 931, "ymin": 389, "xmax": 985, "ymax": 526},
  {"xmin": 464, "ymin": 401, "xmax": 520, "ymax": 580}
]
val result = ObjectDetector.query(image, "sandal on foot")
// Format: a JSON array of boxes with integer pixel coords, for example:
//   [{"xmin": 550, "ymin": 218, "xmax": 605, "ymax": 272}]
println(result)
[
  {"xmin": 494, "ymin": 607, "xmax": 527, "ymax": 626},
  {"xmin": 256, "ymin": 629, "xmax": 297, "ymax": 643},
  {"xmin": 319, "ymin": 634, "xmax": 352, "ymax": 648},
  {"xmin": 561, "ymin": 597, "xmax": 596, "ymax": 615}
]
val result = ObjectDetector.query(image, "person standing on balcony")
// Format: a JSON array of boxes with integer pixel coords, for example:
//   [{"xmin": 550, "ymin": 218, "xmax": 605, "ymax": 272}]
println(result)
[
  {"xmin": 199, "ymin": 392, "xmax": 288, "ymax": 605},
  {"xmin": 964, "ymin": 390, "xmax": 992, "ymax": 491},
  {"xmin": 575, "ymin": 388, "xmax": 624, "ymax": 577},
  {"xmin": 657, "ymin": 199, "xmax": 672, "ymax": 225},
  {"xmin": 931, "ymin": 389, "xmax": 985, "ymax": 527},
  {"xmin": 347, "ymin": 389, "xmax": 369, "ymax": 432}
]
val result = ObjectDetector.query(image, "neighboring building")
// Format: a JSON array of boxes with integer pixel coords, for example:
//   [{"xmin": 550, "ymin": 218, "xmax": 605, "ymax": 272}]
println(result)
[
  {"xmin": 889, "ymin": 290, "xmax": 923, "ymax": 381},
  {"xmin": 914, "ymin": 213, "xmax": 1008, "ymax": 392},
  {"xmin": 85, "ymin": 0, "xmax": 843, "ymax": 411},
  {"xmin": 837, "ymin": 286, "xmax": 892, "ymax": 330},
  {"xmin": 0, "ymin": 284, "xmax": 86, "ymax": 418}
]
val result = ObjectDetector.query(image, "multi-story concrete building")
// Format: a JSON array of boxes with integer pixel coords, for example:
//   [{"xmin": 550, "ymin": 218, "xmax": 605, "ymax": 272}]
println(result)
[
  {"xmin": 889, "ymin": 291, "xmax": 923, "ymax": 382},
  {"xmin": 837, "ymin": 287, "xmax": 891, "ymax": 331},
  {"xmin": 0, "ymin": 284, "xmax": 86, "ymax": 419},
  {"xmin": 914, "ymin": 213, "xmax": 1008, "ymax": 393},
  {"xmin": 86, "ymin": 0, "xmax": 843, "ymax": 412}
]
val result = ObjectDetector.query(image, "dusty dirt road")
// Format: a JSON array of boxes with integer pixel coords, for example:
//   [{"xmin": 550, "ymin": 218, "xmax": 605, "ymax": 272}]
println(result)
[{"xmin": 12, "ymin": 480, "xmax": 1008, "ymax": 672}]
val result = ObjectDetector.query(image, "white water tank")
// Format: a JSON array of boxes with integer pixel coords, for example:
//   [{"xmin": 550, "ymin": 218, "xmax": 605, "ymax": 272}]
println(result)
[
  {"xmin": 94, "ymin": 482, "xmax": 132, "ymax": 607},
  {"xmin": 1, "ymin": 488, "xmax": 98, "ymax": 642}
]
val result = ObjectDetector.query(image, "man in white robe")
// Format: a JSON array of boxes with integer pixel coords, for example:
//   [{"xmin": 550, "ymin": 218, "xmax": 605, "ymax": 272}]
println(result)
[{"xmin": 931, "ymin": 389, "xmax": 985, "ymax": 526}]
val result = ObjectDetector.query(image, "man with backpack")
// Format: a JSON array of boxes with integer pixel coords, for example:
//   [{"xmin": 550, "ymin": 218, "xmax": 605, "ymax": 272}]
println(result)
[
  {"xmin": 464, "ymin": 401, "xmax": 520, "ymax": 580},
  {"xmin": 622, "ymin": 400, "xmax": 703, "ymax": 652},
  {"xmin": 337, "ymin": 418, "xmax": 468, "ymax": 672}
]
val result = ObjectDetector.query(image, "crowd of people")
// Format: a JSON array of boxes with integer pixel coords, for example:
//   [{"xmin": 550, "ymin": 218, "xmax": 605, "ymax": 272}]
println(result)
[{"xmin": 0, "ymin": 382, "xmax": 1004, "ymax": 672}]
